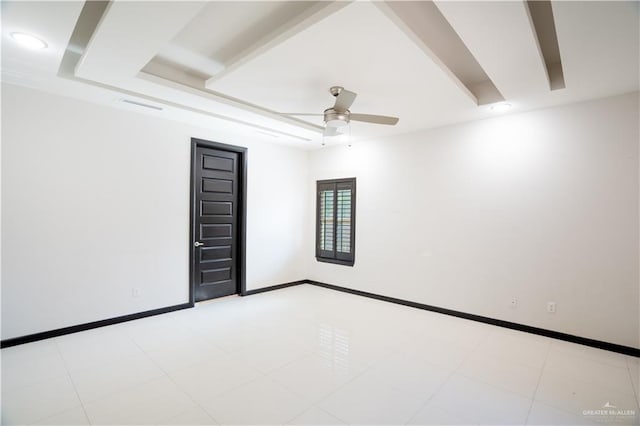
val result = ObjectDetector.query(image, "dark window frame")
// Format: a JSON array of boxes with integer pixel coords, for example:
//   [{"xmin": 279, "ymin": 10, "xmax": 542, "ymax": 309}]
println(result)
[{"xmin": 316, "ymin": 178, "xmax": 356, "ymax": 266}]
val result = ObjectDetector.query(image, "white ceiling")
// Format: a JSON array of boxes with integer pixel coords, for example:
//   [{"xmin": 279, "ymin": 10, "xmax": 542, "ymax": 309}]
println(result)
[
  {"xmin": 207, "ymin": 1, "xmax": 477, "ymax": 140},
  {"xmin": 2, "ymin": 1, "xmax": 638, "ymax": 149},
  {"xmin": 167, "ymin": 1, "xmax": 320, "ymax": 66}
]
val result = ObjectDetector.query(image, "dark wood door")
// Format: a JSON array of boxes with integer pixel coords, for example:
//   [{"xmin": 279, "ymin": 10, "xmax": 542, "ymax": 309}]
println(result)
[{"xmin": 193, "ymin": 146, "xmax": 239, "ymax": 301}]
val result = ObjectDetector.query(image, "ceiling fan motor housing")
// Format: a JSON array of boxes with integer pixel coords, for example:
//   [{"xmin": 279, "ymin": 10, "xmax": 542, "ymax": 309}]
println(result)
[
  {"xmin": 324, "ymin": 108, "xmax": 350, "ymax": 127},
  {"xmin": 329, "ymin": 86, "xmax": 344, "ymax": 97}
]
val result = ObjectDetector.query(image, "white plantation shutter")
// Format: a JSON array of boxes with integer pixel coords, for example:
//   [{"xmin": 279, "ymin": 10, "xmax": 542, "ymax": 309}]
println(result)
[{"xmin": 336, "ymin": 187, "xmax": 351, "ymax": 253}]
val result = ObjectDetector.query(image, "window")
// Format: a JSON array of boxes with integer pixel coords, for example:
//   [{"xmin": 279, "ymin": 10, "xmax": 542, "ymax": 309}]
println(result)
[{"xmin": 316, "ymin": 178, "xmax": 356, "ymax": 266}]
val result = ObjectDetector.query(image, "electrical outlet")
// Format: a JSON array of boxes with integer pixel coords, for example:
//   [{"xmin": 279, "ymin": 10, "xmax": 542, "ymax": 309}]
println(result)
[
  {"xmin": 132, "ymin": 288, "xmax": 141, "ymax": 298},
  {"xmin": 510, "ymin": 297, "xmax": 518, "ymax": 308},
  {"xmin": 547, "ymin": 302, "xmax": 556, "ymax": 313}
]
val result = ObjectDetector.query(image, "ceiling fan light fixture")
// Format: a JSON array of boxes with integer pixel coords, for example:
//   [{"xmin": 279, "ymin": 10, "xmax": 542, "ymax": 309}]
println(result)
[
  {"xmin": 326, "ymin": 118, "xmax": 349, "ymax": 128},
  {"xmin": 322, "ymin": 122, "xmax": 350, "ymax": 146}
]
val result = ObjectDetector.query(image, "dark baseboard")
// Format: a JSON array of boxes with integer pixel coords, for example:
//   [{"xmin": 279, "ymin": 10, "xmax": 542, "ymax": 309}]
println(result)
[
  {"xmin": 4, "ymin": 279, "xmax": 638, "ymax": 358},
  {"xmin": 307, "ymin": 280, "xmax": 640, "ymax": 358},
  {"xmin": 0, "ymin": 279, "xmax": 307, "ymax": 349},
  {"xmin": 0, "ymin": 302, "xmax": 194, "ymax": 349},
  {"xmin": 241, "ymin": 280, "xmax": 306, "ymax": 296}
]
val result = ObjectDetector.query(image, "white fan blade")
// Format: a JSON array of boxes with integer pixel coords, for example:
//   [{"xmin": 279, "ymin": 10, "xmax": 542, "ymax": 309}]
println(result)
[
  {"xmin": 280, "ymin": 113, "xmax": 323, "ymax": 116},
  {"xmin": 350, "ymin": 113, "xmax": 399, "ymax": 125},
  {"xmin": 334, "ymin": 89, "xmax": 357, "ymax": 111}
]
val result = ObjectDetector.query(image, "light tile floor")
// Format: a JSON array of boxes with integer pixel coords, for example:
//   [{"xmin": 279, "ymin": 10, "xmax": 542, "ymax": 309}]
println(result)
[{"xmin": 1, "ymin": 284, "xmax": 638, "ymax": 425}]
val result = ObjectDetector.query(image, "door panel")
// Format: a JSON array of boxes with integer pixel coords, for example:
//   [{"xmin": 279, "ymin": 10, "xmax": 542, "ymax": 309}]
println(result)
[
  {"xmin": 202, "ymin": 178, "xmax": 233, "ymax": 193},
  {"xmin": 201, "ymin": 201, "xmax": 232, "ymax": 216},
  {"xmin": 200, "ymin": 224, "xmax": 232, "ymax": 240},
  {"xmin": 194, "ymin": 146, "xmax": 239, "ymax": 301},
  {"xmin": 200, "ymin": 246, "xmax": 232, "ymax": 262},
  {"xmin": 201, "ymin": 267, "xmax": 232, "ymax": 284},
  {"xmin": 202, "ymin": 154, "xmax": 234, "ymax": 171}
]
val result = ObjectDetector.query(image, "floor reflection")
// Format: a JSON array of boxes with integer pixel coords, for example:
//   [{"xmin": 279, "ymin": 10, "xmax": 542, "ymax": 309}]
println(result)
[{"xmin": 317, "ymin": 323, "xmax": 351, "ymax": 374}]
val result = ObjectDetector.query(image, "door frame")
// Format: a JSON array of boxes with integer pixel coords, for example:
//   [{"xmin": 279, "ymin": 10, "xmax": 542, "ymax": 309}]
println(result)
[{"xmin": 190, "ymin": 138, "xmax": 248, "ymax": 303}]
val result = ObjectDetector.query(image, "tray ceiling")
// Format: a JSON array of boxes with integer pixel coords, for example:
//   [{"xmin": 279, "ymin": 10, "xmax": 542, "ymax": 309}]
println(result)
[{"xmin": 2, "ymin": 1, "xmax": 638, "ymax": 148}]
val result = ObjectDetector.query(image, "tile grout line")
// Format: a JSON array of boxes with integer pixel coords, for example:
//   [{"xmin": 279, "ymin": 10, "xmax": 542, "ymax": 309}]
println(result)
[
  {"xmin": 180, "ymin": 315, "xmax": 345, "ymax": 424},
  {"xmin": 56, "ymin": 331, "xmax": 168, "ymax": 410},
  {"xmin": 279, "ymin": 400, "xmax": 345, "ymax": 426},
  {"xmin": 314, "ymin": 406, "xmax": 347, "ymax": 425},
  {"xmin": 52, "ymin": 338, "xmax": 93, "ymax": 426},
  {"xmin": 451, "ymin": 336, "xmax": 553, "ymax": 397},
  {"xmin": 287, "ymin": 356, "xmax": 372, "ymax": 424},
  {"xmin": 140, "ymin": 317, "xmax": 328, "ymax": 423},
  {"xmin": 402, "ymin": 364, "xmax": 456, "ymax": 425},
  {"xmin": 279, "ymin": 405, "xmax": 317, "ymax": 425},
  {"xmin": 188, "ymin": 325, "xmax": 284, "ymax": 403},
  {"xmin": 127, "ymin": 333, "xmax": 223, "ymax": 425},
  {"xmin": 283, "ymin": 343, "xmax": 396, "ymax": 425},
  {"xmin": 273, "ymin": 325, "xmax": 425, "ymax": 424},
  {"xmin": 282, "ymin": 403, "xmax": 347, "ymax": 426},
  {"xmin": 523, "ymin": 340, "xmax": 552, "ymax": 425},
  {"xmin": 625, "ymin": 358, "xmax": 640, "ymax": 411},
  {"xmin": 404, "ymin": 327, "xmax": 491, "ymax": 425}
]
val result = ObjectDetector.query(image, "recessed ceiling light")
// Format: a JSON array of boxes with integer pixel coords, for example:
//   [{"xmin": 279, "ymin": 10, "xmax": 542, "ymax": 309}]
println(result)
[
  {"xmin": 490, "ymin": 102, "xmax": 512, "ymax": 113},
  {"xmin": 10, "ymin": 32, "xmax": 48, "ymax": 50}
]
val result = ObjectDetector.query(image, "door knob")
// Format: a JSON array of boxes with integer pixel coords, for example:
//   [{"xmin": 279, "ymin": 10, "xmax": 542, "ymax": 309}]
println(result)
[{"xmin": 194, "ymin": 241, "xmax": 204, "ymax": 247}]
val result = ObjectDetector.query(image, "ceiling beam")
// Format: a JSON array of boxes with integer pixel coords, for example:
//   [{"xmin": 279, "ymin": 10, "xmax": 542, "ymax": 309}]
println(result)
[
  {"xmin": 434, "ymin": 0, "xmax": 550, "ymax": 100},
  {"xmin": 140, "ymin": 65, "xmax": 324, "ymax": 134},
  {"xmin": 75, "ymin": 1, "xmax": 206, "ymax": 82},
  {"xmin": 205, "ymin": 1, "xmax": 352, "ymax": 89},
  {"xmin": 374, "ymin": 1, "xmax": 477, "ymax": 105}
]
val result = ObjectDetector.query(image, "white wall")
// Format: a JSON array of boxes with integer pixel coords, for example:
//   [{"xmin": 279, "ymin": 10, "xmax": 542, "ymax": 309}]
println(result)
[
  {"xmin": 3, "ymin": 83, "xmax": 638, "ymax": 349},
  {"xmin": 1, "ymin": 83, "xmax": 309, "ymax": 340},
  {"xmin": 308, "ymin": 93, "xmax": 639, "ymax": 348}
]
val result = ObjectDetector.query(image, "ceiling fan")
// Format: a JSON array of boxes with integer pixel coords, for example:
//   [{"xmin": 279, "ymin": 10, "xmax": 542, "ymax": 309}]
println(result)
[{"xmin": 283, "ymin": 86, "xmax": 399, "ymax": 137}]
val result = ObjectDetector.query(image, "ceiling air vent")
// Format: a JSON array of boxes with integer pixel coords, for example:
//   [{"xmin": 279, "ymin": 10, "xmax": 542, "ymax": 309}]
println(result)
[
  {"xmin": 255, "ymin": 130, "xmax": 280, "ymax": 138},
  {"xmin": 120, "ymin": 99, "xmax": 163, "ymax": 111}
]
